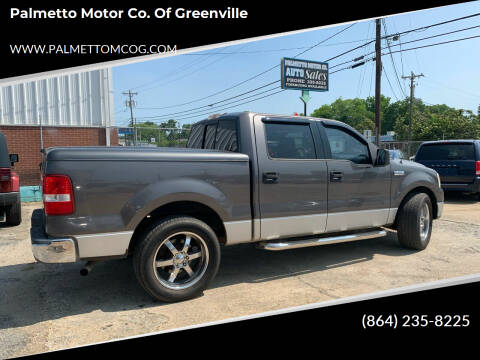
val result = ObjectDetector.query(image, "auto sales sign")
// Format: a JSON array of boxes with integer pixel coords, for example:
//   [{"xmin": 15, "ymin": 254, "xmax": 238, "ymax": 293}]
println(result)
[{"xmin": 281, "ymin": 57, "xmax": 328, "ymax": 91}]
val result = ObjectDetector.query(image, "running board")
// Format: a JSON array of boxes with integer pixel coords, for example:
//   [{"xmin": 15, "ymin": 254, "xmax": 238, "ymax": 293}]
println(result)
[{"xmin": 256, "ymin": 230, "xmax": 387, "ymax": 251}]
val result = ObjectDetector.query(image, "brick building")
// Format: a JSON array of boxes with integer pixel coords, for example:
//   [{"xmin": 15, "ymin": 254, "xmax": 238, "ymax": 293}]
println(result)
[{"xmin": 0, "ymin": 68, "xmax": 117, "ymax": 186}]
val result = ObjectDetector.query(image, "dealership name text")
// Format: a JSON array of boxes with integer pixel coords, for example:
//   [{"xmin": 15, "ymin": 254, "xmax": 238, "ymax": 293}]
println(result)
[{"xmin": 10, "ymin": 7, "xmax": 248, "ymax": 20}]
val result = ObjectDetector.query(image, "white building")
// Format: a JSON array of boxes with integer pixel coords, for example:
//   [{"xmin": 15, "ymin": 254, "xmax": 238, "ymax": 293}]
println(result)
[{"xmin": 0, "ymin": 68, "xmax": 114, "ymax": 130}]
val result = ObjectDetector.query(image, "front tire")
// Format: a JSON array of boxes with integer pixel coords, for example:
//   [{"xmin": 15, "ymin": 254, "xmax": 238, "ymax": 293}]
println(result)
[
  {"xmin": 133, "ymin": 216, "xmax": 221, "ymax": 302},
  {"xmin": 397, "ymin": 193, "xmax": 433, "ymax": 250}
]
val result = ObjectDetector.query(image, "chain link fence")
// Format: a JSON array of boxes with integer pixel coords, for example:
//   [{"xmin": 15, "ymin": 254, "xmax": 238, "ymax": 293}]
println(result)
[
  {"xmin": 116, "ymin": 127, "xmax": 191, "ymax": 148},
  {"xmin": 379, "ymin": 141, "xmax": 425, "ymax": 157}
]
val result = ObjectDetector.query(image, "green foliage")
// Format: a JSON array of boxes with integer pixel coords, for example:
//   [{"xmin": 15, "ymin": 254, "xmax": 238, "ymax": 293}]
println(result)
[
  {"xmin": 311, "ymin": 96, "xmax": 480, "ymax": 140},
  {"xmin": 127, "ymin": 119, "xmax": 190, "ymax": 147},
  {"xmin": 311, "ymin": 96, "xmax": 392, "ymax": 132},
  {"xmin": 394, "ymin": 101, "xmax": 480, "ymax": 141}
]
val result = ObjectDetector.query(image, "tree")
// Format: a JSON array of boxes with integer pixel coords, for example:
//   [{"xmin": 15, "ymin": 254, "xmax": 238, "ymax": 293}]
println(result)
[
  {"xmin": 393, "ymin": 100, "xmax": 480, "ymax": 141},
  {"xmin": 311, "ymin": 97, "xmax": 375, "ymax": 132},
  {"xmin": 311, "ymin": 96, "xmax": 480, "ymax": 141}
]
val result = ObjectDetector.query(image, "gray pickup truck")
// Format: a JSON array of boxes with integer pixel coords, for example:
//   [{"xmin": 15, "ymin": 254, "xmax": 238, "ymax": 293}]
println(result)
[{"xmin": 31, "ymin": 112, "xmax": 444, "ymax": 302}]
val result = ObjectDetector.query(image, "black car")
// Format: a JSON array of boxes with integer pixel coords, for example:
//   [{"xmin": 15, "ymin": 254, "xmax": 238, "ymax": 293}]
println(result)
[
  {"xmin": 0, "ymin": 132, "xmax": 21, "ymax": 225},
  {"xmin": 415, "ymin": 140, "xmax": 480, "ymax": 200}
]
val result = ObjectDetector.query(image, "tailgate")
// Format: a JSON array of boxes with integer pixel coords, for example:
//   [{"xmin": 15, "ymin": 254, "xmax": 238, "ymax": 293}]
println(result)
[
  {"xmin": 416, "ymin": 143, "xmax": 476, "ymax": 184},
  {"xmin": 420, "ymin": 160, "xmax": 476, "ymax": 183}
]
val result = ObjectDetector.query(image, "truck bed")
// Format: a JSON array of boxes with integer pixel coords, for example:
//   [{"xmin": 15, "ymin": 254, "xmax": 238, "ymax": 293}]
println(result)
[{"xmin": 43, "ymin": 146, "xmax": 251, "ymax": 238}]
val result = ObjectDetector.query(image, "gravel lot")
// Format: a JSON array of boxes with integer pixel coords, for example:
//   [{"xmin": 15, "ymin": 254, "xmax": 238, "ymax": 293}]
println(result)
[{"xmin": 1, "ymin": 193, "xmax": 479, "ymax": 358}]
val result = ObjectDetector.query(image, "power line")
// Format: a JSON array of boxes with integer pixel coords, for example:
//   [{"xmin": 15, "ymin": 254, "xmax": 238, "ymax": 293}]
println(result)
[
  {"xmin": 138, "ymin": 43, "xmax": 252, "ymax": 93},
  {"xmin": 356, "ymin": 20, "xmax": 373, "ymax": 98},
  {"xmin": 130, "ymin": 52, "xmax": 218, "ymax": 91},
  {"xmin": 126, "ymin": 24, "xmax": 363, "ymax": 120},
  {"xmin": 137, "ymin": 80, "xmax": 279, "ymax": 111},
  {"xmin": 181, "ymin": 38, "xmax": 378, "ymax": 55},
  {"xmin": 126, "ymin": 12, "xmax": 480, "ymax": 94},
  {"xmin": 330, "ymin": 24, "xmax": 480, "ymax": 70},
  {"xmin": 116, "ymin": 13, "xmax": 480, "ymax": 125},
  {"xmin": 382, "ymin": 67, "xmax": 400, "ymax": 101},
  {"xmin": 142, "ymin": 89, "xmax": 287, "ymax": 123},
  {"xmin": 382, "ymin": 18, "xmax": 407, "ymax": 98},
  {"xmin": 123, "ymin": 14, "xmax": 480, "ymax": 113},
  {"xmin": 381, "ymin": 12, "xmax": 480, "ymax": 40},
  {"xmin": 135, "ymin": 86, "xmax": 282, "ymax": 121},
  {"xmin": 422, "ymin": 77, "xmax": 480, "ymax": 98},
  {"xmin": 133, "ymin": 65, "xmax": 355, "ymax": 124},
  {"xmin": 133, "ymin": 23, "xmax": 357, "ymax": 111},
  {"xmin": 121, "ymin": 32, "xmax": 480, "ymax": 125},
  {"xmin": 332, "ymin": 34, "xmax": 480, "ymax": 74}
]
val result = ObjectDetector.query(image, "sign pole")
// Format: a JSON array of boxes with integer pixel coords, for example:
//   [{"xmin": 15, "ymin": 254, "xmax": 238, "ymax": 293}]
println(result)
[{"xmin": 300, "ymin": 90, "xmax": 311, "ymax": 116}]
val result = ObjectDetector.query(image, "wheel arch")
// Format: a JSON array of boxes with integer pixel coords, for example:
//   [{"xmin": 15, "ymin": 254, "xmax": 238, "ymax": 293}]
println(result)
[
  {"xmin": 128, "ymin": 201, "xmax": 227, "ymax": 255},
  {"xmin": 392, "ymin": 186, "xmax": 438, "ymax": 229}
]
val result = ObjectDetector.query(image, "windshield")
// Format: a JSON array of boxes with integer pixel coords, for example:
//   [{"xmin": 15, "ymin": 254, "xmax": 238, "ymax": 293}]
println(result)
[{"xmin": 416, "ymin": 143, "xmax": 475, "ymax": 161}]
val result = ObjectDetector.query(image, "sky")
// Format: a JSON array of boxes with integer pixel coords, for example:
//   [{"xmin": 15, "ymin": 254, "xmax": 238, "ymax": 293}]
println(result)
[{"xmin": 113, "ymin": 1, "xmax": 480, "ymax": 128}]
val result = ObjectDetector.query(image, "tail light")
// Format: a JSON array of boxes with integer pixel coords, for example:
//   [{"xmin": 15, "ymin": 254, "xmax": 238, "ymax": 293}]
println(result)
[
  {"xmin": 10, "ymin": 171, "xmax": 19, "ymax": 192},
  {"xmin": 476, "ymin": 161, "xmax": 480, "ymax": 176},
  {"xmin": 43, "ymin": 175, "xmax": 74, "ymax": 215},
  {"xmin": 0, "ymin": 168, "xmax": 12, "ymax": 192}
]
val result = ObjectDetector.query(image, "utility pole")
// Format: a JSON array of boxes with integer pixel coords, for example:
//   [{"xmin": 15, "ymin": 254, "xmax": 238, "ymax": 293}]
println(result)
[
  {"xmin": 374, "ymin": 18, "xmax": 382, "ymax": 146},
  {"xmin": 122, "ymin": 90, "xmax": 138, "ymax": 146},
  {"xmin": 401, "ymin": 72, "xmax": 424, "ymax": 156}
]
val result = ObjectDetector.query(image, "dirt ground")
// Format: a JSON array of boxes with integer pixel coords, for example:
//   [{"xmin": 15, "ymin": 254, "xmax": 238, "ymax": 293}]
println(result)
[{"xmin": 1, "ymin": 193, "xmax": 479, "ymax": 358}]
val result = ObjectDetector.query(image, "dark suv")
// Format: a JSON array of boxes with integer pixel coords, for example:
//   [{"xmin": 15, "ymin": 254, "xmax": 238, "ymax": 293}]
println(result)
[
  {"xmin": 415, "ymin": 140, "xmax": 480, "ymax": 200},
  {"xmin": 0, "ymin": 132, "xmax": 21, "ymax": 225}
]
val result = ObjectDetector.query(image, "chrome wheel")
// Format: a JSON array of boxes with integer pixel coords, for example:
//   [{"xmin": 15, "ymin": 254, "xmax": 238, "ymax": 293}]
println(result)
[
  {"xmin": 419, "ymin": 202, "xmax": 430, "ymax": 241},
  {"xmin": 152, "ymin": 232, "xmax": 209, "ymax": 290}
]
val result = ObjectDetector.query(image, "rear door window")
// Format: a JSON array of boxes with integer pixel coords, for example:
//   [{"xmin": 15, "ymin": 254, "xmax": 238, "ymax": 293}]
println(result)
[
  {"xmin": 264, "ymin": 122, "xmax": 316, "ymax": 159},
  {"xmin": 215, "ymin": 119, "xmax": 238, "ymax": 152},
  {"xmin": 417, "ymin": 143, "xmax": 475, "ymax": 161}
]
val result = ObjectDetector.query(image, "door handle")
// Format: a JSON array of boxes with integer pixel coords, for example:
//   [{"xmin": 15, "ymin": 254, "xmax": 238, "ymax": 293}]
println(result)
[
  {"xmin": 330, "ymin": 171, "xmax": 343, "ymax": 182},
  {"xmin": 263, "ymin": 172, "xmax": 279, "ymax": 184}
]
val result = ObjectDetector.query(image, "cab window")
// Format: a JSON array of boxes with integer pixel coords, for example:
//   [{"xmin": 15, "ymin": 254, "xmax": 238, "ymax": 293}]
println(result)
[
  {"xmin": 215, "ymin": 119, "xmax": 238, "ymax": 152},
  {"xmin": 324, "ymin": 126, "xmax": 371, "ymax": 164}
]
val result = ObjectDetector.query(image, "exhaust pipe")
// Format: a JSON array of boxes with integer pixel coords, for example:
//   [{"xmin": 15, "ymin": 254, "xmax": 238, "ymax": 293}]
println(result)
[{"xmin": 80, "ymin": 261, "xmax": 97, "ymax": 276}]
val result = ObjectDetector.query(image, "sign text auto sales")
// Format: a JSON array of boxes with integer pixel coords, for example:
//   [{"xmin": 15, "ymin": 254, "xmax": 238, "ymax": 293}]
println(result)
[{"xmin": 281, "ymin": 57, "xmax": 328, "ymax": 91}]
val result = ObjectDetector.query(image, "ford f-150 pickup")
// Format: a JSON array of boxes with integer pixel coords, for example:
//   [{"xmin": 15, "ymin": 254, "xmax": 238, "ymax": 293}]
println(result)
[{"xmin": 30, "ymin": 112, "xmax": 444, "ymax": 302}]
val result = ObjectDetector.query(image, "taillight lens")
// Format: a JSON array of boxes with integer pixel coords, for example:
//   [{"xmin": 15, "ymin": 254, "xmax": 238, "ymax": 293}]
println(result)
[
  {"xmin": 10, "ymin": 171, "xmax": 19, "ymax": 192},
  {"xmin": 43, "ymin": 175, "xmax": 74, "ymax": 215},
  {"xmin": 0, "ymin": 167, "xmax": 10, "ymax": 181},
  {"xmin": 476, "ymin": 161, "xmax": 480, "ymax": 176},
  {"xmin": 0, "ymin": 168, "xmax": 12, "ymax": 192}
]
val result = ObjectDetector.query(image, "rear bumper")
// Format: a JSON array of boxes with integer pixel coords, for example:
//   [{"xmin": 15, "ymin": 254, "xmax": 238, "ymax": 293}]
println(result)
[
  {"xmin": 441, "ymin": 176, "xmax": 480, "ymax": 193},
  {"xmin": 30, "ymin": 209, "xmax": 77, "ymax": 263},
  {"xmin": 0, "ymin": 192, "xmax": 20, "ymax": 208}
]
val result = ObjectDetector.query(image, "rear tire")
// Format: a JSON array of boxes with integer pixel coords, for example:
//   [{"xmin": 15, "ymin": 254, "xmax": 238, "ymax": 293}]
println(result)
[
  {"xmin": 6, "ymin": 200, "xmax": 21, "ymax": 226},
  {"xmin": 133, "ymin": 216, "xmax": 221, "ymax": 302},
  {"xmin": 397, "ymin": 193, "xmax": 433, "ymax": 250}
]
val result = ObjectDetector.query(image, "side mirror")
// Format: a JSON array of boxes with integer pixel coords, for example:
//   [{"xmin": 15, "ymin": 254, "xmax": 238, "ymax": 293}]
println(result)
[
  {"xmin": 409, "ymin": 156, "xmax": 415, "ymax": 161},
  {"xmin": 9, "ymin": 154, "xmax": 19, "ymax": 166},
  {"xmin": 375, "ymin": 149, "xmax": 390, "ymax": 166}
]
